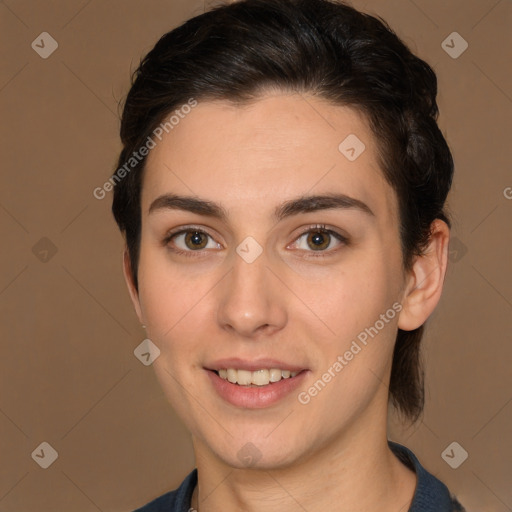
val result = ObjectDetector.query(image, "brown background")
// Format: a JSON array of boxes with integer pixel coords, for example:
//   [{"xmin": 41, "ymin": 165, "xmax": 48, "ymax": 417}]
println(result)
[{"xmin": 0, "ymin": 0, "xmax": 511, "ymax": 511}]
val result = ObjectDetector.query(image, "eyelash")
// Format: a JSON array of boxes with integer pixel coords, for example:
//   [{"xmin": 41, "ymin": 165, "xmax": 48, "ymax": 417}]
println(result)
[{"xmin": 162, "ymin": 224, "xmax": 348, "ymax": 258}]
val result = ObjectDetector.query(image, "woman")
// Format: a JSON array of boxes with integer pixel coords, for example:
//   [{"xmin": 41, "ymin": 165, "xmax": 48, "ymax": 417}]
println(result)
[{"xmin": 112, "ymin": 0, "xmax": 465, "ymax": 510}]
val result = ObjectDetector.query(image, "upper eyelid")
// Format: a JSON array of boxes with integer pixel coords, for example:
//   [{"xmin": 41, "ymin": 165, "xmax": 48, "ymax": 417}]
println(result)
[{"xmin": 164, "ymin": 224, "xmax": 216, "ymax": 240}]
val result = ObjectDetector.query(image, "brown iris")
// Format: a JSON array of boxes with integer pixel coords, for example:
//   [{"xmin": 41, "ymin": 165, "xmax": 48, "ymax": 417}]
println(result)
[
  {"xmin": 307, "ymin": 230, "xmax": 331, "ymax": 250},
  {"xmin": 184, "ymin": 231, "xmax": 208, "ymax": 250}
]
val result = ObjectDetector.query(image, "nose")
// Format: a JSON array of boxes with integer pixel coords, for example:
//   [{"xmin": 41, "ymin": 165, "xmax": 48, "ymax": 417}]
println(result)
[{"xmin": 216, "ymin": 252, "xmax": 288, "ymax": 339}]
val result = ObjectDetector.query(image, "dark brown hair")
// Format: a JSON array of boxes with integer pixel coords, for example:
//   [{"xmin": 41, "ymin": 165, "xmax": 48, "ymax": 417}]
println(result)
[{"xmin": 112, "ymin": 0, "xmax": 454, "ymax": 421}]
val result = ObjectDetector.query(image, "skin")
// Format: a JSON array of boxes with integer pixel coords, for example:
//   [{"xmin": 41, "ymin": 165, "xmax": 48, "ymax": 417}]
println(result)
[{"xmin": 123, "ymin": 92, "xmax": 450, "ymax": 511}]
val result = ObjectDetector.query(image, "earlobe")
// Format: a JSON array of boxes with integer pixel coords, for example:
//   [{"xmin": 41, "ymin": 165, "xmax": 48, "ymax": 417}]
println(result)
[
  {"xmin": 398, "ymin": 220, "xmax": 450, "ymax": 331},
  {"xmin": 122, "ymin": 248, "xmax": 144, "ymax": 324}
]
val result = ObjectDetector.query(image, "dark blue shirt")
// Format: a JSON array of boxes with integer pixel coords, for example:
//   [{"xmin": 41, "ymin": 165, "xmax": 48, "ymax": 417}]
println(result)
[{"xmin": 133, "ymin": 441, "xmax": 465, "ymax": 511}]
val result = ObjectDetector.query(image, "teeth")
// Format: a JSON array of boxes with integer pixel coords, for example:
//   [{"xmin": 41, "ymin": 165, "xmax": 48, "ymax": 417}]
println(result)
[
  {"xmin": 237, "ymin": 369, "xmax": 252, "ymax": 386},
  {"xmin": 252, "ymin": 369, "xmax": 270, "ymax": 386},
  {"xmin": 269, "ymin": 368, "xmax": 281, "ymax": 382},
  {"xmin": 216, "ymin": 368, "xmax": 300, "ymax": 386}
]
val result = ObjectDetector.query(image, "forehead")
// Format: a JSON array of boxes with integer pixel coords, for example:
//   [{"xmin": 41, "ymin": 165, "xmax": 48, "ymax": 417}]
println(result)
[{"xmin": 141, "ymin": 93, "xmax": 398, "ymax": 224}]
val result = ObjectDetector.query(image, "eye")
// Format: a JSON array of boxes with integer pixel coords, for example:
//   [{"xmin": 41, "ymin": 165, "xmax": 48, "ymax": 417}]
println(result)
[
  {"xmin": 164, "ymin": 227, "xmax": 222, "ymax": 255},
  {"xmin": 291, "ymin": 225, "xmax": 347, "ymax": 253}
]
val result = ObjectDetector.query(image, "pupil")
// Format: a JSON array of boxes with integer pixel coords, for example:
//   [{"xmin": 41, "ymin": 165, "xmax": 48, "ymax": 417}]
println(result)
[
  {"xmin": 308, "ymin": 231, "xmax": 329, "ymax": 250},
  {"xmin": 312, "ymin": 233, "xmax": 324, "ymax": 245},
  {"xmin": 186, "ymin": 231, "xmax": 206, "ymax": 249}
]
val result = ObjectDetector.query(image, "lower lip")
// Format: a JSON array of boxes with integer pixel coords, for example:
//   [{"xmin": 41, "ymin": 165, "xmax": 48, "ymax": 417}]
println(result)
[{"xmin": 206, "ymin": 369, "xmax": 309, "ymax": 409}]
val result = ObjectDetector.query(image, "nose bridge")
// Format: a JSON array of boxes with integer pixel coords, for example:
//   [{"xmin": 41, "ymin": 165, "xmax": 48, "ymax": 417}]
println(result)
[{"xmin": 216, "ymin": 249, "xmax": 287, "ymax": 337}]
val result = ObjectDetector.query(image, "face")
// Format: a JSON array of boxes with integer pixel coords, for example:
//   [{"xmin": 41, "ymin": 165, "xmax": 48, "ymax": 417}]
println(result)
[{"xmin": 126, "ymin": 93, "xmax": 411, "ymax": 469}]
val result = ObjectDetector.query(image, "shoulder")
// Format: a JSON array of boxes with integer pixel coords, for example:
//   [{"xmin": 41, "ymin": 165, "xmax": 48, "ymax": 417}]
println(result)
[
  {"xmin": 132, "ymin": 469, "xmax": 197, "ymax": 512},
  {"xmin": 389, "ymin": 441, "xmax": 466, "ymax": 512}
]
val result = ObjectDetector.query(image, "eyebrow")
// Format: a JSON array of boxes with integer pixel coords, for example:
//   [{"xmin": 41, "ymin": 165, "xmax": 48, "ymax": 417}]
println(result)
[{"xmin": 148, "ymin": 192, "xmax": 374, "ymax": 221}]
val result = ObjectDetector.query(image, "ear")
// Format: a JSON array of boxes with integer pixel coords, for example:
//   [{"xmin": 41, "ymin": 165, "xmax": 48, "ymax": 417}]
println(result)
[
  {"xmin": 398, "ymin": 219, "xmax": 450, "ymax": 331},
  {"xmin": 122, "ymin": 248, "xmax": 144, "ymax": 324}
]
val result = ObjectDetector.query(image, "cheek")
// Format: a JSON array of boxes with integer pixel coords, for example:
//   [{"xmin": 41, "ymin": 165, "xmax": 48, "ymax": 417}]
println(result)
[
  {"xmin": 137, "ymin": 250, "xmax": 196, "ymax": 347},
  {"xmin": 137, "ymin": 242, "xmax": 187, "ymax": 314},
  {"xmin": 294, "ymin": 255, "xmax": 399, "ymax": 343},
  {"xmin": 136, "ymin": 247, "xmax": 222, "ymax": 369},
  {"xmin": 136, "ymin": 255, "xmax": 212, "ymax": 426},
  {"xmin": 292, "ymin": 262, "xmax": 401, "ymax": 432}
]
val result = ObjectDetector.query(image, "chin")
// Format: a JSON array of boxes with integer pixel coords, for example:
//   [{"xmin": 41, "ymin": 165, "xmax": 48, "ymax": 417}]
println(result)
[{"xmin": 207, "ymin": 434, "xmax": 307, "ymax": 471}]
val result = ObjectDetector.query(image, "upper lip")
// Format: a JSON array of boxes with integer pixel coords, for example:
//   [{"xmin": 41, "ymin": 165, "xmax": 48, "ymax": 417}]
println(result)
[{"xmin": 205, "ymin": 358, "xmax": 307, "ymax": 372}]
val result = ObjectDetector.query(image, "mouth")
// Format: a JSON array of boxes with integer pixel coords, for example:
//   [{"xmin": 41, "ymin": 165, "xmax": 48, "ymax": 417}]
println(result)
[
  {"xmin": 205, "ymin": 363, "xmax": 309, "ymax": 408},
  {"xmin": 213, "ymin": 368, "xmax": 302, "ymax": 387}
]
